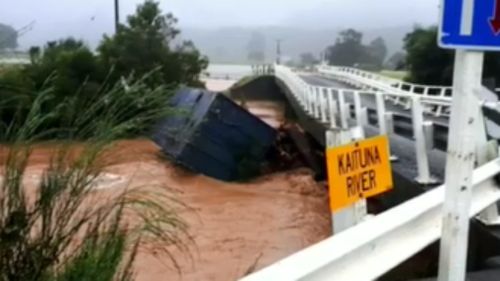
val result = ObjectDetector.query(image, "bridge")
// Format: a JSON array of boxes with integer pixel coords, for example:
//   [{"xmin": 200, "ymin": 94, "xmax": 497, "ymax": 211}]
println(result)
[{"xmin": 233, "ymin": 63, "xmax": 500, "ymax": 280}]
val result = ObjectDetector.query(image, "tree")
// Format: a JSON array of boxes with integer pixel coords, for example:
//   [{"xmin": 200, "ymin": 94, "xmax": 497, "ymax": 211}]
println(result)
[
  {"xmin": 385, "ymin": 52, "xmax": 406, "ymax": 70},
  {"xmin": 298, "ymin": 52, "xmax": 318, "ymax": 68},
  {"xmin": 28, "ymin": 38, "xmax": 103, "ymax": 97},
  {"xmin": 403, "ymin": 27, "xmax": 454, "ymax": 85},
  {"xmin": 326, "ymin": 29, "xmax": 366, "ymax": 67},
  {"xmin": 0, "ymin": 23, "xmax": 17, "ymax": 50},
  {"xmin": 247, "ymin": 32, "xmax": 266, "ymax": 63},
  {"xmin": 325, "ymin": 29, "xmax": 386, "ymax": 70},
  {"xmin": 366, "ymin": 37, "xmax": 388, "ymax": 68},
  {"xmin": 98, "ymin": 0, "xmax": 208, "ymax": 87},
  {"xmin": 404, "ymin": 26, "xmax": 500, "ymax": 85}
]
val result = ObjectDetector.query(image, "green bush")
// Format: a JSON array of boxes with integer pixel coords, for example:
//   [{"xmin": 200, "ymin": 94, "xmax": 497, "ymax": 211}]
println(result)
[
  {"xmin": 404, "ymin": 26, "xmax": 500, "ymax": 85},
  {"xmin": 0, "ymin": 0, "xmax": 208, "ymax": 139},
  {"xmin": 98, "ymin": 0, "xmax": 208, "ymax": 88},
  {"xmin": 0, "ymin": 73, "xmax": 188, "ymax": 281}
]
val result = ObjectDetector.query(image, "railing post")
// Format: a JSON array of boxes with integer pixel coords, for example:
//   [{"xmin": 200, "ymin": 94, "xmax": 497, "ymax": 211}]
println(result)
[
  {"xmin": 338, "ymin": 89, "xmax": 349, "ymax": 129},
  {"xmin": 412, "ymin": 96, "xmax": 437, "ymax": 184},
  {"xmin": 475, "ymin": 106, "xmax": 500, "ymax": 226},
  {"xmin": 404, "ymin": 86, "xmax": 414, "ymax": 109},
  {"xmin": 423, "ymin": 87, "xmax": 430, "ymax": 96},
  {"xmin": 360, "ymin": 107, "xmax": 369, "ymax": 126},
  {"xmin": 376, "ymin": 92, "xmax": 387, "ymax": 134},
  {"xmin": 315, "ymin": 87, "xmax": 321, "ymax": 119},
  {"xmin": 328, "ymin": 88, "xmax": 337, "ymax": 128},
  {"xmin": 354, "ymin": 90, "xmax": 363, "ymax": 127},
  {"xmin": 321, "ymin": 87, "xmax": 328, "ymax": 123},
  {"xmin": 309, "ymin": 85, "xmax": 316, "ymax": 117},
  {"xmin": 304, "ymin": 83, "xmax": 311, "ymax": 114},
  {"xmin": 423, "ymin": 121, "xmax": 435, "ymax": 153},
  {"xmin": 384, "ymin": 112, "xmax": 395, "ymax": 135},
  {"xmin": 435, "ymin": 88, "xmax": 447, "ymax": 117}
]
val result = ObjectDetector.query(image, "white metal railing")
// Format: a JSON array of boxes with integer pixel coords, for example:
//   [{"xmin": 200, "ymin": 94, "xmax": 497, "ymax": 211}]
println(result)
[
  {"xmin": 240, "ymin": 158, "xmax": 500, "ymax": 281},
  {"xmin": 318, "ymin": 65, "xmax": 453, "ymax": 117},
  {"xmin": 275, "ymin": 64, "xmax": 439, "ymax": 184},
  {"xmin": 243, "ymin": 64, "xmax": 500, "ymax": 281},
  {"xmin": 252, "ymin": 64, "xmax": 274, "ymax": 76}
]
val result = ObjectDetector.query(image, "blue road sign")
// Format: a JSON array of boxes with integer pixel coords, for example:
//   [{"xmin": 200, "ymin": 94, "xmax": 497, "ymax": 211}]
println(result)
[{"xmin": 439, "ymin": 0, "xmax": 500, "ymax": 50}]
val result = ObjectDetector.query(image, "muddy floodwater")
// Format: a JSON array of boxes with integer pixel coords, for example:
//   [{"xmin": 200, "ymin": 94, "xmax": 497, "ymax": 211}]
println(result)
[{"xmin": 2, "ymin": 140, "xmax": 331, "ymax": 281}]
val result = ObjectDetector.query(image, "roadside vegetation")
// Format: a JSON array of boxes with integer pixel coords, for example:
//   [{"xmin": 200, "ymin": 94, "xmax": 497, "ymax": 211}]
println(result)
[
  {"xmin": 0, "ymin": 0, "xmax": 208, "ymax": 140},
  {"xmin": 0, "ymin": 1, "xmax": 207, "ymax": 280},
  {"xmin": 378, "ymin": 70, "xmax": 407, "ymax": 81},
  {"xmin": 325, "ymin": 29, "xmax": 388, "ymax": 71},
  {"xmin": 324, "ymin": 26, "xmax": 500, "ymax": 87},
  {"xmin": 0, "ymin": 76, "xmax": 189, "ymax": 281}
]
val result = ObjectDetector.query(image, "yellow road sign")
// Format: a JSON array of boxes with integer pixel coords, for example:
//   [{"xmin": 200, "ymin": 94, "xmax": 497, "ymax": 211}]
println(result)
[{"xmin": 326, "ymin": 135, "xmax": 393, "ymax": 212}]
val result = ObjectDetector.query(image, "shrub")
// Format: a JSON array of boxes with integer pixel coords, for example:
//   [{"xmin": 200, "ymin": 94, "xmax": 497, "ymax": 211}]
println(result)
[
  {"xmin": 0, "ymin": 72, "xmax": 187, "ymax": 281},
  {"xmin": 98, "ymin": 0, "xmax": 208, "ymax": 88}
]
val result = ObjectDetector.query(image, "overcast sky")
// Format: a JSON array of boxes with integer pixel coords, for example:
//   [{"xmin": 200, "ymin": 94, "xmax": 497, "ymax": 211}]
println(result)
[{"xmin": 1, "ymin": 0, "xmax": 441, "ymax": 48}]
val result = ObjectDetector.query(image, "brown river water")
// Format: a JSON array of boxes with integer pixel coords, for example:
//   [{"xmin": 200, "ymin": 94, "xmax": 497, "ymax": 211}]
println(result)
[
  {"xmin": 0, "ymin": 100, "xmax": 333, "ymax": 280},
  {"xmin": 1, "ymin": 139, "xmax": 331, "ymax": 281}
]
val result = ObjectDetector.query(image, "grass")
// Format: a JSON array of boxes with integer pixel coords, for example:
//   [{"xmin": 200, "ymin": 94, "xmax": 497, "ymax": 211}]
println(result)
[
  {"xmin": 378, "ymin": 70, "xmax": 408, "ymax": 80},
  {"xmin": 0, "ymin": 71, "xmax": 188, "ymax": 281}
]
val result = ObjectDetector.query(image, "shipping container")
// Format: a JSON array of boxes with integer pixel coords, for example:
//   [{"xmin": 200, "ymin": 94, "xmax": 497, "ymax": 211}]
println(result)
[{"xmin": 152, "ymin": 88, "xmax": 277, "ymax": 181}]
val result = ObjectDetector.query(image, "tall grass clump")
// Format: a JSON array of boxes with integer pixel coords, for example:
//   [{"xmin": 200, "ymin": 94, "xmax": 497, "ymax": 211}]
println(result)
[{"xmin": 0, "ymin": 71, "xmax": 188, "ymax": 281}]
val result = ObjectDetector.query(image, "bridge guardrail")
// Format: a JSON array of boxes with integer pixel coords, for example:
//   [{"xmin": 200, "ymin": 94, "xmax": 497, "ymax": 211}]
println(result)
[
  {"xmin": 240, "ymin": 157, "xmax": 500, "ymax": 281},
  {"xmin": 251, "ymin": 64, "xmax": 274, "ymax": 76},
  {"xmin": 317, "ymin": 65, "xmax": 454, "ymax": 117},
  {"xmin": 244, "ymin": 64, "xmax": 500, "ymax": 281},
  {"xmin": 274, "ymin": 64, "xmax": 437, "ymax": 184}
]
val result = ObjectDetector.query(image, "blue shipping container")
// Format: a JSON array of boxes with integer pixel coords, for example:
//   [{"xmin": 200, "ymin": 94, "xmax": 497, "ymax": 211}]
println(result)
[{"xmin": 152, "ymin": 88, "xmax": 277, "ymax": 181}]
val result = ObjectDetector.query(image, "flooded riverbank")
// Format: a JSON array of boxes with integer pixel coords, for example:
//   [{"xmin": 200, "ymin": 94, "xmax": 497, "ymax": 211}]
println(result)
[{"xmin": 1, "ymin": 140, "xmax": 331, "ymax": 281}]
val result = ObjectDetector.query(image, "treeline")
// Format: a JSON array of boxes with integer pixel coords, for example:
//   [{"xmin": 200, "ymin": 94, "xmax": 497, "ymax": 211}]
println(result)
[
  {"xmin": 404, "ymin": 26, "xmax": 500, "ymax": 86},
  {"xmin": 0, "ymin": 0, "xmax": 208, "ymax": 141},
  {"xmin": 325, "ymin": 29, "xmax": 388, "ymax": 71},
  {"xmin": 325, "ymin": 26, "xmax": 500, "ymax": 86}
]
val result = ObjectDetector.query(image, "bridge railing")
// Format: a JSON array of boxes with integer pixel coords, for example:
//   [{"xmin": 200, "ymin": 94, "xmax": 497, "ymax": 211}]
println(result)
[
  {"xmin": 240, "ymin": 158, "xmax": 500, "ymax": 281},
  {"xmin": 245, "ymin": 66, "xmax": 500, "ymax": 281},
  {"xmin": 251, "ymin": 64, "xmax": 274, "ymax": 76},
  {"xmin": 275, "ymin": 64, "xmax": 440, "ymax": 184},
  {"xmin": 317, "ymin": 65, "xmax": 453, "ymax": 117}
]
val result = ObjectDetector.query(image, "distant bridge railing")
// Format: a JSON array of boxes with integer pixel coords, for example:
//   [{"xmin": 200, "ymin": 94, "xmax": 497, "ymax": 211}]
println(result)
[
  {"xmin": 318, "ymin": 65, "xmax": 454, "ymax": 117},
  {"xmin": 251, "ymin": 64, "xmax": 274, "ymax": 76},
  {"xmin": 242, "ymin": 65, "xmax": 500, "ymax": 281}
]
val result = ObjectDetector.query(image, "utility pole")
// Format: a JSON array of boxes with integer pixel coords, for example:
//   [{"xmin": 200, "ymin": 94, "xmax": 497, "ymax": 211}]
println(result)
[
  {"xmin": 114, "ymin": 0, "xmax": 120, "ymax": 33},
  {"xmin": 276, "ymin": 39, "xmax": 282, "ymax": 65}
]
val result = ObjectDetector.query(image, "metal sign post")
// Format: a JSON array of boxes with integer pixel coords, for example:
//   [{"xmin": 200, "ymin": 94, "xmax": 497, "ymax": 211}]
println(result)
[
  {"xmin": 437, "ymin": 50, "xmax": 484, "ymax": 281},
  {"xmin": 437, "ymin": 1, "xmax": 500, "ymax": 279}
]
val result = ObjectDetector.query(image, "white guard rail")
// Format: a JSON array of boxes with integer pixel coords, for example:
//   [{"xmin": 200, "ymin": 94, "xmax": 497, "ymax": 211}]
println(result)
[
  {"xmin": 240, "ymin": 158, "xmax": 500, "ymax": 281},
  {"xmin": 274, "ymin": 64, "xmax": 445, "ymax": 184},
  {"xmin": 317, "ymin": 65, "xmax": 453, "ymax": 117},
  {"xmin": 244, "ymin": 64, "xmax": 500, "ymax": 281}
]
